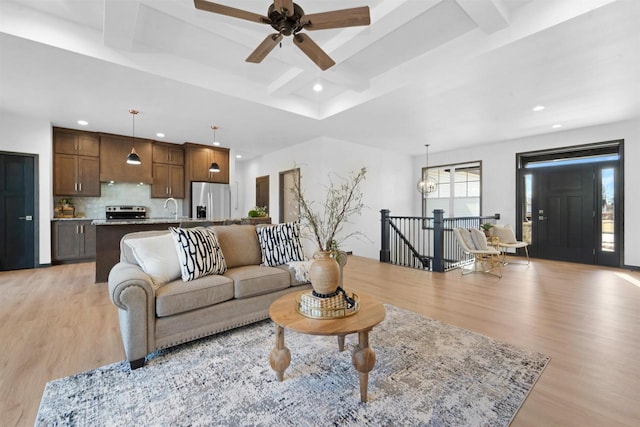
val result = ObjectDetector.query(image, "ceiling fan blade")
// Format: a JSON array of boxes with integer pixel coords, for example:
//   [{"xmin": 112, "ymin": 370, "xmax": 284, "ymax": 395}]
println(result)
[
  {"xmin": 293, "ymin": 33, "xmax": 336, "ymax": 71},
  {"xmin": 246, "ymin": 33, "xmax": 283, "ymax": 63},
  {"xmin": 302, "ymin": 6, "xmax": 370, "ymax": 31},
  {"xmin": 274, "ymin": 0, "xmax": 294, "ymax": 17},
  {"xmin": 194, "ymin": 0, "xmax": 270, "ymax": 24}
]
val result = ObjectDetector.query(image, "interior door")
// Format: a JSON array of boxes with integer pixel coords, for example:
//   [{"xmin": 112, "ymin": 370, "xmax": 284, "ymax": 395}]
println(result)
[
  {"xmin": 255, "ymin": 175, "xmax": 269, "ymax": 213},
  {"xmin": 534, "ymin": 164, "xmax": 595, "ymax": 263},
  {"xmin": 0, "ymin": 153, "xmax": 36, "ymax": 270},
  {"xmin": 279, "ymin": 168, "xmax": 300, "ymax": 223}
]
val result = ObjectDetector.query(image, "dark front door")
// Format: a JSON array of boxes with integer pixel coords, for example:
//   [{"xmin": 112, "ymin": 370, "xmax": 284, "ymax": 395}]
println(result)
[
  {"xmin": 0, "ymin": 153, "xmax": 36, "ymax": 270},
  {"xmin": 534, "ymin": 164, "xmax": 595, "ymax": 263}
]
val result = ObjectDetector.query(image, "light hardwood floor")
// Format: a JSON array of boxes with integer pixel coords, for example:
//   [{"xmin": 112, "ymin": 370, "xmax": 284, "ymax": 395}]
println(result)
[{"xmin": 1, "ymin": 257, "xmax": 639, "ymax": 426}]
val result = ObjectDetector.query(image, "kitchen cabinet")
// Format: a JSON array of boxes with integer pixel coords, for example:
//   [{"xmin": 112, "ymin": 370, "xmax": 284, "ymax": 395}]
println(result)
[
  {"xmin": 152, "ymin": 143, "xmax": 184, "ymax": 165},
  {"xmin": 99, "ymin": 134, "xmax": 153, "ymax": 184},
  {"xmin": 54, "ymin": 128, "xmax": 100, "ymax": 157},
  {"xmin": 54, "ymin": 154, "xmax": 100, "ymax": 196},
  {"xmin": 53, "ymin": 128, "xmax": 101, "ymax": 197},
  {"xmin": 151, "ymin": 142, "xmax": 184, "ymax": 198},
  {"xmin": 184, "ymin": 143, "xmax": 229, "ymax": 184},
  {"xmin": 51, "ymin": 220, "xmax": 96, "ymax": 263},
  {"xmin": 152, "ymin": 163, "xmax": 184, "ymax": 198}
]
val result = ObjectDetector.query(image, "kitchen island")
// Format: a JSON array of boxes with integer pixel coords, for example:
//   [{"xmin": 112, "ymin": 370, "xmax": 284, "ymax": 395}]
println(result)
[{"xmin": 92, "ymin": 217, "xmax": 271, "ymax": 283}]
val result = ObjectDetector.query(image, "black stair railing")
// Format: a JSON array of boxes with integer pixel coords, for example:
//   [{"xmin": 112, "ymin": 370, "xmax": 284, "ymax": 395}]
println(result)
[{"xmin": 380, "ymin": 209, "xmax": 500, "ymax": 272}]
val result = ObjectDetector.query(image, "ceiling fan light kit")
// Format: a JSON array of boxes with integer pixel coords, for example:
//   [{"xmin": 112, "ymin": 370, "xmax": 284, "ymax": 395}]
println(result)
[{"xmin": 194, "ymin": 0, "xmax": 370, "ymax": 70}]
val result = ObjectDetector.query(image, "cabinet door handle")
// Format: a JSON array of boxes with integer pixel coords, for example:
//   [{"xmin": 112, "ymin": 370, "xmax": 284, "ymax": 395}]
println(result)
[
  {"xmin": 79, "ymin": 182, "xmax": 82, "ymax": 192},
  {"xmin": 76, "ymin": 225, "xmax": 79, "ymax": 234},
  {"xmin": 81, "ymin": 224, "xmax": 84, "ymax": 233},
  {"xmin": 74, "ymin": 182, "xmax": 78, "ymax": 191},
  {"xmin": 169, "ymin": 187, "xmax": 172, "ymax": 195}
]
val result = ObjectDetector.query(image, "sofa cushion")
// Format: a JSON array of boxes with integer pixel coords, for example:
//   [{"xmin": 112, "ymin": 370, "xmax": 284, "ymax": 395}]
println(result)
[
  {"xmin": 256, "ymin": 221, "xmax": 305, "ymax": 266},
  {"xmin": 125, "ymin": 233, "xmax": 181, "ymax": 287},
  {"xmin": 212, "ymin": 225, "xmax": 262, "ymax": 268},
  {"xmin": 223, "ymin": 265, "xmax": 291, "ymax": 299},
  {"xmin": 170, "ymin": 227, "xmax": 227, "ymax": 281},
  {"xmin": 155, "ymin": 275, "xmax": 234, "ymax": 317}
]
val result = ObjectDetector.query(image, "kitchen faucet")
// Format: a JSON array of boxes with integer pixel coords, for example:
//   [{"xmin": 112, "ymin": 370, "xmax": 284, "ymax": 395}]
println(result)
[{"xmin": 163, "ymin": 197, "xmax": 178, "ymax": 220}]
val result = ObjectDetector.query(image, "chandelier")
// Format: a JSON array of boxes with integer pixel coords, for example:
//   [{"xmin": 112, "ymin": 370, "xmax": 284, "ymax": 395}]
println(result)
[{"xmin": 417, "ymin": 144, "xmax": 437, "ymax": 194}]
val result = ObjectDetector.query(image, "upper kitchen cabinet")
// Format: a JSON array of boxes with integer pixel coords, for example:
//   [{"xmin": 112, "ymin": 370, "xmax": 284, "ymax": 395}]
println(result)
[
  {"xmin": 99, "ymin": 134, "xmax": 153, "ymax": 184},
  {"xmin": 53, "ymin": 128, "xmax": 100, "ymax": 196},
  {"xmin": 152, "ymin": 143, "xmax": 184, "ymax": 165},
  {"xmin": 152, "ymin": 142, "xmax": 185, "ymax": 198},
  {"xmin": 54, "ymin": 128, "xmax": 100, "ymax": 157},
  {"xmin": 184, "ymin": 143, "xmax": 229, "ymax": 184}
]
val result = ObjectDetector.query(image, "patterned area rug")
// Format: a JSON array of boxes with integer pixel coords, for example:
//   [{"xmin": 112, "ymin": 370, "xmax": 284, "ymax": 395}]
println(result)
[{"xmin": 37, "ymin": 305, "xmax": 549, "ymax": 426}]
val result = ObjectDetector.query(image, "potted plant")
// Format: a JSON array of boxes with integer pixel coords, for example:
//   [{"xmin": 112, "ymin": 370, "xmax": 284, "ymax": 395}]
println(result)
[
  {"xmin": 248, "ymin": 206, "xmax": 268, "ymax": 217},
  {"xmin": 291, "ymin": 167, "xmax": 367, "ymax": 296},
  {"xmin": 480, "ymin": 223, "xmax": 493, "ymax": 237}
]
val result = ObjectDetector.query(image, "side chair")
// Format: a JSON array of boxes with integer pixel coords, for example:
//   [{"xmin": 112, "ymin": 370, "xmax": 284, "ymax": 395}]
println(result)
[
  {"xmin": 491, "ymin": 224, "xmax": 530, "ymax": 265},
  {"xmin": 453, "ymin": 227, "xmax": 502, "ymax": 278}
]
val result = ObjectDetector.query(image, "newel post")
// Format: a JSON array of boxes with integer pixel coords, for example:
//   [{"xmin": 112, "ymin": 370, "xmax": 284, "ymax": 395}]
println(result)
[
  {"xmin": 432, "ymin": 209, "xmax": 445, "ymax": 272},
  {"xmin": 380, "ymin": 209, "xmax": 390, "ymax": 263}
]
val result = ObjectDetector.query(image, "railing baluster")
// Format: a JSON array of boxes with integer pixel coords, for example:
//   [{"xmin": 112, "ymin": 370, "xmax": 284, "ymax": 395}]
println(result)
[{"xmin": 381, "ymin": 210, "xmax": 500, "ymax": 273}]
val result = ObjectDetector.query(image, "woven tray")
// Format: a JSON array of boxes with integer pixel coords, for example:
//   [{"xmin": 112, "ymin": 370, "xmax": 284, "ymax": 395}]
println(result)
[{"xmin": 296, "ymin": 291, "xmax": 359, "ymax": 319}]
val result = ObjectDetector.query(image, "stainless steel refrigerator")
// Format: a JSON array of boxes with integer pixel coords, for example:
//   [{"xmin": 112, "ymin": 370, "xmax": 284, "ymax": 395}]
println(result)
[{"xmin": 191, "ymin": 182, "xmax": 231, "ymax": 220}]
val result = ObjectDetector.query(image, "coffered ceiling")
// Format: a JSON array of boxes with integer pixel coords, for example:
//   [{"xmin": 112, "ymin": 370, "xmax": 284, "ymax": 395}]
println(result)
[{"xmin": 0, "ymin": 0, "xmax": 638, "ymax": 159}]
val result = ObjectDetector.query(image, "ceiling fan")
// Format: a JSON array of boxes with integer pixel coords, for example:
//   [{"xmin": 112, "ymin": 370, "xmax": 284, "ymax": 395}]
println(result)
[{"xmin": 194, "ymin": 0, "xmax": 371, "ymax": 70}]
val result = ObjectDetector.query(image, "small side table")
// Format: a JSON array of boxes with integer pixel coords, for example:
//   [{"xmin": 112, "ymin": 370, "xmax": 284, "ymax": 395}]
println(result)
[{"xmin": 269, "ymin": 291, "xmax": 386, "ymax": 402}]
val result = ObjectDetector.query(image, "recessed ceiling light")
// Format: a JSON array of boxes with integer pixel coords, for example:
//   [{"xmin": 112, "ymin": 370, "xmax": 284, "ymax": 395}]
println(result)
[
  {"xmin": 532, "ymin": 105, "xmax": 545, "ymax": 112},
  {"xmin": 552, "ymin": 124, "xmax": 562, "ymax": 128},
  {"xmin": 77, "ymin": 120, "xmax": 88, "ymax": 126},
  {"xmin": 156, "ymin": 132, "xmax": 165, "ymax": 138},
  {"xmin": 236, "ymin": 154, "xmax": 242, "ymax": 159},
  {"xmin": 313, "ymin": 83, "xmax": 323, "ymax": 92}
]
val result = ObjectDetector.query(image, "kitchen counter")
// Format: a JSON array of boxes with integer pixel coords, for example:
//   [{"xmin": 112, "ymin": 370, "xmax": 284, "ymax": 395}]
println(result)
[
  {"xmin": 91, "ymin": 217, "xmax": 271, "ymax": 226},
  {"xmin": 93, "ymin": 217, "xmax": 272, "ymax": 283},
  {"xmin": 92, "ymin": 217, "xmax": 214, "ymax": 226}
]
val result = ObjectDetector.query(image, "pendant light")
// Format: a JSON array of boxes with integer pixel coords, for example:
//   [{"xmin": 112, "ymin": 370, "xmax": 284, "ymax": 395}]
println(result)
[
  {"xmin": 417, "ymin": 144, "xmax": 437, "ymax": 194},
  {"xmin": 208, "ymin": 125, "xmax": 220, "ymax": 173},
  {"xmin": 126, "ymin": 109, "xmax": 141, "ymax": 165}
]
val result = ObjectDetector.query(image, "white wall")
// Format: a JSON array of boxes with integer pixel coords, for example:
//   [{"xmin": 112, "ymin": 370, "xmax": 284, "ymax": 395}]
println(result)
[
  {"xmin": 413, "ymin": 118, "xmax": 640, "ymax": 267},
  {"xmin": 238, "ymin": 137, "xmax": 414, "ymax": 260},
  {"xmin": 0, "ymin": 110, "xmax": 52, "ymax": 265}
]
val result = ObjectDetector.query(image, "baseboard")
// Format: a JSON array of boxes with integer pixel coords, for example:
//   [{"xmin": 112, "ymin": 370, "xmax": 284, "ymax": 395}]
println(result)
[
  {"xmin": 623, "ymin": 264, "xmax": 639, "ymax": 271},
  {"xmin": 38, "ymin": 263, "xmax": 52, "ymax": 268}
]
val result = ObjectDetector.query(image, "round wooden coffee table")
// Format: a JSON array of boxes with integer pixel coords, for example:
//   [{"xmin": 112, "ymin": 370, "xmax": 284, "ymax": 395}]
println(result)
[{"xmin": 268, "ymin": 291, "xmax": 386, "ymax": 402}]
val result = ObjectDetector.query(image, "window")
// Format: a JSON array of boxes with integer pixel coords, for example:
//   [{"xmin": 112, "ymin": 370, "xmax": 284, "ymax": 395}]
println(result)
[{"xmin": 422, "ymin": 161, "xmax": 481, "ymax": 217}]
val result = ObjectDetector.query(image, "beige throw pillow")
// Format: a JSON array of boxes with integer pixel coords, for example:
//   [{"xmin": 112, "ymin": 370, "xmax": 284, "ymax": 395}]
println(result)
[
  {"xmin": 126, "ymin": 233, "xmax": 181, "ymax": 287},
  {"xmin": 471, "ymin": 228, "xmax": 488, "ymax": 250},
  {"xmin": 492, "ymin": 224, "xmax": 517, "ymax": 244},
  {"xmin": 458, "ymin": 228, "xmax": 476, "ymax": 250}
]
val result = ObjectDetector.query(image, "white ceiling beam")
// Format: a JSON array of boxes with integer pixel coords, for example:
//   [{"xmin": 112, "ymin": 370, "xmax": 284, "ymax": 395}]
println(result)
[
  {"xmin": 455, "ymin": 0, "xmax": 510, "ymax": 34},
  {"xmin": 103, "ymin": 0, "xmax": 140, "ymax": 50}
]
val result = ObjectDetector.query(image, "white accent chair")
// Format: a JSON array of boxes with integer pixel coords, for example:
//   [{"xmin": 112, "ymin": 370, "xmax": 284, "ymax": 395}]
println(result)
[
  {"xmin": 453, "ymin": 227, "xmax": 502, "ymax": 278},
  {"xmin": 491, "ymin": 224, "xmax": 530, "ymax": 265}
]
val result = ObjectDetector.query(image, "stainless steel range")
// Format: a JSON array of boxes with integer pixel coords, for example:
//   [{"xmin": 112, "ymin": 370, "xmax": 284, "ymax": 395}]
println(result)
[{"xmin": 105, "ymin": 205, "xmax": 147, "ymax": 220}]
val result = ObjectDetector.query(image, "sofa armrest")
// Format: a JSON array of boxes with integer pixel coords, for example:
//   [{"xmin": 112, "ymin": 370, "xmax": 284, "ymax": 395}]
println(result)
[
  {"xmin": 108, "ymin": 262, "xmax": 155, "ymax": 309},
  {"xmin": 108, "ymin": 262, "xmax": 156, "ymax": 367}
]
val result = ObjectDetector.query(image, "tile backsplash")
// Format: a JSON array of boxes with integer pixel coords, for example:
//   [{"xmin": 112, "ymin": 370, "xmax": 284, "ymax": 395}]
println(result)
[{"xmin": 54, "ymin": 183, "xmax": 185, "ymax": 219}]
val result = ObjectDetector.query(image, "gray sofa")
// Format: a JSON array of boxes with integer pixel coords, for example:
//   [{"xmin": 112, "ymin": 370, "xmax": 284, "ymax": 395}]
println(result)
[{"xmin": 108, "ymin": 224, "xmax": 312, "ymax": 369}]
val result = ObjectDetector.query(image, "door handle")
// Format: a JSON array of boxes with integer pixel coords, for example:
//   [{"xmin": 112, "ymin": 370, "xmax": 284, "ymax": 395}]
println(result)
[
  {"xmin": 18, "ymin": 215, "xmax": 33, "ymax": 221},
  {"xmin": 538, "ymin": 209, "xmax": 545, "ymax": 221}
]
